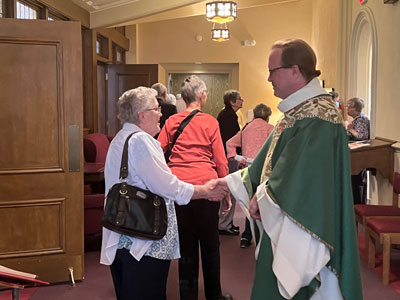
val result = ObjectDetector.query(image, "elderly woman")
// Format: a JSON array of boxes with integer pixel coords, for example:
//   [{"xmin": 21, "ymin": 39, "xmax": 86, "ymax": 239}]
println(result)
[
  {"xmin": 226, "ymin": 103, "xmax": 274, "ymax": 166},
  {"xmin": 158, "ymin": 76, "xmax": 232, "ymax": 300},
  {"xmin": 346, "ymin": 97, "xmax": 370, "ymax": 204},
  {"xmin": 100, "ymin": 87, "xmax": 228, "ymax": 300},
  {"xmin": 225, "ymin": 103, "xmax": 274, "ymax": 248},
  {"xmin": 346, "ymin": 97, "xmax": 370, "ymax": 141}
]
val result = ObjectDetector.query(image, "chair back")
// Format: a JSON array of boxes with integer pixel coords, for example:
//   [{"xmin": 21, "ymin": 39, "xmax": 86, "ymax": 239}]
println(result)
[
  {"xmin": 83, "ymin": 133, "xmax": 110, "ymax": 163},
  {"xmin": 393, "ymin": 172, "xmax": 400, "ymax": 207}
]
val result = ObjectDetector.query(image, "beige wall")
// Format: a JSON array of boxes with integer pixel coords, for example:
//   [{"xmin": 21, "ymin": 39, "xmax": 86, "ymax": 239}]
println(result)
[
  {"xmin": 126, "ymin": 0, "xmax": 313, "ymax": 125},
  {"xmin": 351, "ymin": 2, "xmax": 400, "ymax": 142},
  {"xmin": 126, "ymin": 25, "xmax": 137, "ymax": 63},
  {"xmin": 311, "ymin": 0, "xmax": 339, "ymax": 91}
]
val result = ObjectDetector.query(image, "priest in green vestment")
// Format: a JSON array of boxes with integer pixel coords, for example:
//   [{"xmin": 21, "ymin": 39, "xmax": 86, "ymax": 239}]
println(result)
[{"xmin": 224, "ymin": 39, "xmax": 363, "ymax": 300}]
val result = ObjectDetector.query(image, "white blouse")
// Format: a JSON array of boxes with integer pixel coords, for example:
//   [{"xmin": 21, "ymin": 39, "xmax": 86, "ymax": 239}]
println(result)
[{"xmin": 100, "ymin": 123, "xmax": 194, "ymax": 265}]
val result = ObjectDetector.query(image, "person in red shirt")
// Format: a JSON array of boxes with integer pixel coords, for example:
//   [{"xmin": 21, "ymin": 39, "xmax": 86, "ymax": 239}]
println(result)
[{"xmin": 158, "ymin": 75, "xmax": 232, "ymax": 300}]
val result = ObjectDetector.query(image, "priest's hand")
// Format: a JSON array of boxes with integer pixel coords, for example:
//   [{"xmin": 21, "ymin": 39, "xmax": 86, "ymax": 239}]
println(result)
[
  {"xmin": 220, "ymin": 193, "xmax": 232, "ymax": 215},
  {"xmin": 249, "ymin": 194, "xmax": 261, "ymax": 220}
]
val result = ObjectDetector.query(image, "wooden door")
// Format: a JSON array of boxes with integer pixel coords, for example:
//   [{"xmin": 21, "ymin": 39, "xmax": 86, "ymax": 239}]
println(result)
[
  {"xmin": 0, "ymin": 19, "xmax": 84, "ymax": 283},
  {"xmin": 105, "ymin": 64, "xmax": 158, "ymax": 136}
]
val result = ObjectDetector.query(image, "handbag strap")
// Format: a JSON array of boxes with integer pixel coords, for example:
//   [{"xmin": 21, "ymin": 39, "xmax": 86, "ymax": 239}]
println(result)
[
  {"xmin": 240, "ymin": 121, "xmax": 250, "ymax": 146},
  {"xmin": 169, "ymin": 109, "xmax": 200, "ymax": 151},
  {"xmin": 120, "ymin": 131, "xmax": 139, "ymax": 179}
]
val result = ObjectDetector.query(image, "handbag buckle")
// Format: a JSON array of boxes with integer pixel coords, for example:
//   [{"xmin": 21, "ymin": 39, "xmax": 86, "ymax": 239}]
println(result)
[{"xmin": 153, "ymin": 198, "xmax": 161, "ymax": 207}]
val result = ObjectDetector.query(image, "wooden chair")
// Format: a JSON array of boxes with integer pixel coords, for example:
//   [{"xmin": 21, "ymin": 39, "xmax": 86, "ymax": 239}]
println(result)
[
  {"xmin": 355, "ymin": 172, "xmax": 400, "ymax": 230},
  {"xmin": 366, "ymin": 218, "xmax": 400, "ymax": 285},
  {"xmin": 355, "ymin": 172, "xmax": 400, "ymax": 251},
  {"xmin": 364, "ymin": 173, "xmax": 400, "ymax": 285}
]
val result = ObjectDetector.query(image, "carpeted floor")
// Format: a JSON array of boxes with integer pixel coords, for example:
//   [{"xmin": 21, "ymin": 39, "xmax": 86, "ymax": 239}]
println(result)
[
  {"xmin": 2, "ymin": 211, "xmax": 400, "ymax": 300},
  {"xmin": 358, "ymin": 229, "xmax": 400, "ymax": 298}
]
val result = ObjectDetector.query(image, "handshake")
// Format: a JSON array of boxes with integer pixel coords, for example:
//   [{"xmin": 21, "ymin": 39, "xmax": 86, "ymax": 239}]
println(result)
[
  {"xmin": 192, "ymin": 178, "xmax": 231, "ymax": 215},
  {"xmin": 205, "ymin": 178, "xmax": 229, "ymax": 201},
  {"xmin": 205, "ymin": 178, "xmax": 231, "ymax": 215}
]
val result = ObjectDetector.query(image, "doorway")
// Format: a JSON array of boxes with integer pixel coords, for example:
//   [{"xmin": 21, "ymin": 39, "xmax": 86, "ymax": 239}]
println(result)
[
  {"xmin": 160, "ymin": 63, "xmax": 239, "ymax": 118},
  {"xmin": 169, "ymin": 73, "xmax": 230, "ymax": 118}
]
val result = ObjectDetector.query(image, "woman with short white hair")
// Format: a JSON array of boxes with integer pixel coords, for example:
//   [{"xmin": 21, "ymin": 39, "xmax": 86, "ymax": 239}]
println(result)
[{"xmin": 100, "ymin": 86, "xmax": 228, "ymax": 300}]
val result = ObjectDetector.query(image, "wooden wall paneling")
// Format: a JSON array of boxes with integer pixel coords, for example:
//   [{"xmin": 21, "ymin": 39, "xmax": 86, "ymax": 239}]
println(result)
[
  {"xmin": 97, "ymin": 63, "xmax": 107, "ymax": 134},
  {"xmin": 91, "ymin": 30, "xmax": 99, "ymax": 133},
  {"xmin": 4, "ymin": 0, "xmax": 16, "ymax": 17},
  {"xmin": 97, "ymin": 28, "xmax": 129, "ymax": 51},
  {"xmin": 82, "ymin": 29, "xmax": 94, "ymax": 133},
  {"xmin": 39, "ymin": 0, "xmax": 89, "ymax": 27}
]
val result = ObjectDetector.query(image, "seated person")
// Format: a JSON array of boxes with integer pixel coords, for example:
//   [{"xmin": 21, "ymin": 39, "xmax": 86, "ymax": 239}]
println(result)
[
  {"xmin": 346, "ymin": 97, "xmax": 370, "ymax": 204},
  {"xmin": 346, "ymin": 97, "xmax": 370, "ymax": 141}
]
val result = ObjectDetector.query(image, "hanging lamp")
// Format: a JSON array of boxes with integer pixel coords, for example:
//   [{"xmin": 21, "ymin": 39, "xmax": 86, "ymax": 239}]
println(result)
[
  {"xmin": 206, "ymin": 1, "xmax": 237, "ymax": 24},
  {"xmin": 211, "ymin": 23, "xmax": 230, "ymax": 42}
]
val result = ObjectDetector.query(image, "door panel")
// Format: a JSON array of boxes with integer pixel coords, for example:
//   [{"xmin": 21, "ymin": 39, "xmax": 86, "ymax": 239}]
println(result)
[
  {"xmin": 0, "ymin": 41, "xmax": 62, "ymax": 171},
  {"xmin": 0, "ymin": 19, "xmax": 84, "ymax": 283},
  {"xmin": 106, "ymin": 64, "xmax": 158, "ymax": 136}
]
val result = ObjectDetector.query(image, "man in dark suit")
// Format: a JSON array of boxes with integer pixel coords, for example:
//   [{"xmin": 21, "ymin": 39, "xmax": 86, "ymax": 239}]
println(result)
[{"xmin": 151, "ymin": 83, "xmax": 177, "ymax": 131}]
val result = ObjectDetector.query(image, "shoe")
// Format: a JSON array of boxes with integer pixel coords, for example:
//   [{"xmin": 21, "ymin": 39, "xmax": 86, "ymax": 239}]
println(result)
[
  {"xmin": 240, "ymin": 238, "xmax": 251, "ymax": 248},
  {"xmin": 219, "ymin": 228, "xmax": 239, "ymax": 236},
  {"xmin": 231, "ymin": 224, "xmax": 240, "ymax": 232},
  {"xmin": 221, "ymin": 294, "xmax": 233, "ymax": 300}
]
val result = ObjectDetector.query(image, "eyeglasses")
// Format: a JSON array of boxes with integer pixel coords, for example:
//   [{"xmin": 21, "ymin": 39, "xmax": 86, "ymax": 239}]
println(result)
[
  {"xmin": 143, "ymin": 106, "xmax": 161, "ymax": 113},
  {"xmin": 268, "ymin": 65, "xmax": 293, "ymax": 74}
]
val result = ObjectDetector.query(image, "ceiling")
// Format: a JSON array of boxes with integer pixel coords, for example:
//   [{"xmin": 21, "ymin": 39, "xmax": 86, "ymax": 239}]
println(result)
[{"xmin": 69, "ymin": 0, "xmax": 298, "ymax": 29}]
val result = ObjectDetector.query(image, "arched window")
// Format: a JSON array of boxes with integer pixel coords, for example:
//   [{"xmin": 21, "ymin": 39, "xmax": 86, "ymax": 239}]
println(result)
[{"xmin": 349, "ymin": 7, "xmax": 377, "ymax": 138}]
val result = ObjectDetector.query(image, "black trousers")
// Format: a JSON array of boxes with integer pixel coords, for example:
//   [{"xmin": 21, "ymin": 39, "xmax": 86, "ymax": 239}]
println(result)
[
  {"xmin": 175, "ymin": 199, "xmax": 222, "ymax": 300},
  {"xmin": 110, "ymin": 248, "xmax": 171, "ymax": 300},
  {"xmin": 352, "ymin": 169, "xmax": 367, "ymax": 204},
  {"xmin": 241, "ymin": 217, "xmax": 252, "ymax": 241}
]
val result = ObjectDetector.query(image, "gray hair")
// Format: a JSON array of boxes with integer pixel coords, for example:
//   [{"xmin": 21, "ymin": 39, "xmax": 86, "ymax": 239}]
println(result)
[
  {"xmin": 181, "ymin": 75, "xmax": 207, "ymax": 105},
  {"xmin": 330, "ymin": 91, "xmax": 339, "ymax": 100},
  {"xmin": 117, "ymin": 87, "xmax": 157, "ymax": 125},
  {"xmin": 151, "ymin": 83, "xmax": 167, "ymax": 98},
  {"xmin": 348, "ymin": 97, "xmax": 365, "ymax": 113},
  {"xmin": 253, "ymin": 104, "xmax": 272, "ymax": 121},
  {"xmin": 223, "ymin": 90, "xmax": 241, "ymax": 106},
  {"xmin": 167, "ymin": 93, "xmax": 176, "ymax": 105}
]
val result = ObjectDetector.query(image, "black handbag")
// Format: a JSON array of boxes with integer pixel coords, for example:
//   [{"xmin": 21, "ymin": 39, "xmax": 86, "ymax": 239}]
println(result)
[
  {"xmin": 164, "ymin": 109, "xmax": 199, "ymax": 163},
  {"xmin": 102, "ymin": 132, "xmax": 168, "ymax": 240}
]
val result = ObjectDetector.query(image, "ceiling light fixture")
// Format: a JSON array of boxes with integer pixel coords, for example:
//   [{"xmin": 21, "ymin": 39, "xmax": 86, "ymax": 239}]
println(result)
[
  {"xmin": 211, "ymin": 23, "xmax": 230, "ymax": 42},
  {"xmin": 206, "ymin": 1, "xmax": 237, "ymax": 24}
]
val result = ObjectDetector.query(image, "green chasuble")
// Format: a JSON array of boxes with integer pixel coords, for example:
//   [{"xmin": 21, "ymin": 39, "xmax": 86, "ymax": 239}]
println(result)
[{"xmin": 240, "ymin": 95, "xmax": 362, "ymax": 300}]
